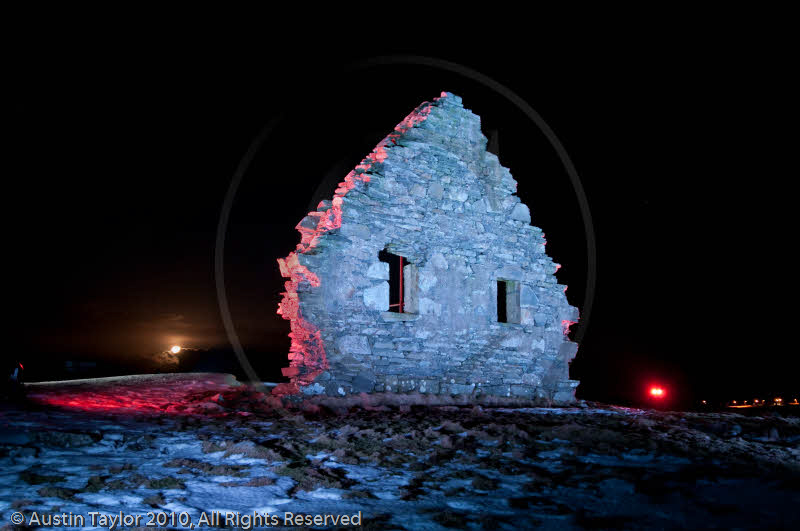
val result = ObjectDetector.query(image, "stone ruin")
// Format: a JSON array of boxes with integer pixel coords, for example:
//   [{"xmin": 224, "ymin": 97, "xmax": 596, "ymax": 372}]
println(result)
[{"xmin": 275, "ymin": 92, "xmax": 580, "ymax": 403}]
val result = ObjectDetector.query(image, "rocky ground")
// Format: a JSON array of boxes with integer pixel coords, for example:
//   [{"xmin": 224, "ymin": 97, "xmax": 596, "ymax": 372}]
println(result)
[{"xmin": 1, "ymin": 374, "xmax": 799, "ymax": 530}]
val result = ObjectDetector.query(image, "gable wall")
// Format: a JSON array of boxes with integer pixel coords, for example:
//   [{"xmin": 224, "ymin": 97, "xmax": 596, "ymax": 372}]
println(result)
[{"xmin": 278, "ymin": 93, "xmax": 579, "ymax": 402}]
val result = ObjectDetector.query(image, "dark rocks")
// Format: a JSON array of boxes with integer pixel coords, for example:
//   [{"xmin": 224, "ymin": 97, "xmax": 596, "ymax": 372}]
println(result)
[
  {"xmin": 352, "ymin": 372, "xmax": 376, "ymax": 393},
  {"xmin": 0, "ymin": 432, "xmax": 31, "ymax": 445},
  {"xmin": 33, "ymin": 431, "xmax": 100, "ymax": 448}
]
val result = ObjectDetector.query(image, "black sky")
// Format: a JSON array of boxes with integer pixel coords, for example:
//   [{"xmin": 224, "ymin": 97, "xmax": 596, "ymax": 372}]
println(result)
[{"xmin": 6, "ymin": 30, "xmax": 796, "ymax": 405}]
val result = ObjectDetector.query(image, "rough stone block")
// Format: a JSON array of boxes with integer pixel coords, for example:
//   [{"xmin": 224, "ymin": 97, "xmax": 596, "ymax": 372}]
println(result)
[
  {"xmin": 500, "ymin": 334, "xmax": 523, "ymax": 348},
  {"xmin": 418, "ymin": 269, "xmax": 438, "ymax": 292},
  {"xmin": 510, "ymin": 385, "xmax": 535, "ymax": 397},
  {"xmin": 510, "ymin": 203, "xmax": 531, "ymax": 223},
  {"xmin": 363, "ymin": 282, "xmax": 389, "ymax": 311},
  {"xmin": 559, "ymin": 341, "xmax": 579, "ymax": 362},
  {"xmin": 339, "ymin": 222, "xmax": 371, "ymax": 240},
  {"xmin": 496, "ymin": 265, "xmax": 523, "ymax": 281},
  {"xmin": 403, "ymin": 263, "xmax": 419, "ymax": 313},
  {"xmin": 430, "ymin": 252, "xmax": 448, "ymax": 270},
  {"xmin": 521, "ymin": 308, "xmax": 535, "ymax": 325},
  {"xmin": 301, "ymin": 383, "xmax": 326, "ymax": 395},
  {"xmin": 281, "ymin": 366, "xmax": 299, "ymax": 377},
  {"xmin": 520, "ymin": 284, "xmax": 539, "ymax": 306},
  {"xmin": 410, "ymin": 183, "xmax": 426, "ymax": 197},
  {"xmin": 373, "ymin": 341, "xmax": 394, "ymax": 350},
  {"xmin": 522, "ymin": 372, "xmax": 542, "ymax": 386},
  {"xmin": 448, "ymin": 383, "xmax": 475, "ymax": 395},
  {"xmin": 534, "ymin": 313, "xmax": 550, "ymax": 326},
  {"xmin": 352, "ymin": 372, "xmax": 375, "ymax": 393},
  {"xmin": 337, "ymin": 335, "xmax": 371, "ymax": 355},
  {"xmin": 366, "ymin": 262, "xmax": 390, "ymax": 280},
  {"xmin": 323, "ymin": 381, "xmax": 341, "ymax": 396},
  {"xmin": 448, "ymin": 187, "xmax": 469, "ymax": 202}
]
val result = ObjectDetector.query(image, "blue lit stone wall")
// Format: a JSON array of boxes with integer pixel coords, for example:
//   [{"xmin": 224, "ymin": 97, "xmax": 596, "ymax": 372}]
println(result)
[{"xmin": 287, "ymin": 93, "xmax": 580, "ymax": 402}]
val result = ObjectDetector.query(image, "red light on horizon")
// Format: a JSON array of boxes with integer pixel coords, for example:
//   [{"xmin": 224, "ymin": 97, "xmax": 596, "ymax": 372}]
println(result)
[{"xmin": 649, "ymin": 386, "xmax": 665, "ymax": 398}]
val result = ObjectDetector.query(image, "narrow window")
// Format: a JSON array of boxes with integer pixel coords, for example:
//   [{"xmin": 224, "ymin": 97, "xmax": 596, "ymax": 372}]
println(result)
[
  {"xmin": 379, "ymin": 250, "xmax": 405, "ymax": 313},
  {"xmin": 497, "ymin": 280, "xmax": 508, "ymax": 323},
  {"xmin": 497, "ymin": 279, "xmax": 521, "ymax": 323}
]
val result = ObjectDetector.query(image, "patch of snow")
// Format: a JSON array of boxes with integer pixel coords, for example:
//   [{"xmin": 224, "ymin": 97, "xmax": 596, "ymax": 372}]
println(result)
[
  {"xmin": 619, "ymin": 451, "xmax": 655, "ymax": 463},
  {"xmin": 78, "ymin": 493, "xmax": 143, "ymax": 507},
  {"xmin": 439, "ymin": 477, "xmax": 473, "ymax": 491},
  {"xmin": 4, "ymin": 374, "xmax": 799, "ymax": 530},
  {"xmin": 205, "ymin": 450, "xmax": 226, "ymax": 459},
  {"xmin": 224, "ymin": 454, "xmax": 271, "ymax": 465},
  {"xmin": 538, "ymin": 447, "xmax": 575, "ymax": 459},
  {"xmin": 578, "ymin": 453, "xmax": 691, "ymax": 468},
  {"xmin": 301, "ymin": 488, "xmax": 343, "ymax": 500},
  {"xmin": 446, "ymin": 499, "xmax": 481, "ymax": 510}
]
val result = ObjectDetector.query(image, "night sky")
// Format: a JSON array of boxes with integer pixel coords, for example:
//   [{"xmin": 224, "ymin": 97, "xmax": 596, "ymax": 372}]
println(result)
[{"xmin": 7, "ymin": 35, "xmax": 795, "ymax": 407}]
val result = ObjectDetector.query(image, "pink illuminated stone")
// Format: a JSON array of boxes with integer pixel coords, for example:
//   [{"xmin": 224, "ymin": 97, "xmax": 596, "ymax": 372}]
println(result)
[{"xmin": 274, "ymin": 94, "xmax": 447, "ymax": 395}]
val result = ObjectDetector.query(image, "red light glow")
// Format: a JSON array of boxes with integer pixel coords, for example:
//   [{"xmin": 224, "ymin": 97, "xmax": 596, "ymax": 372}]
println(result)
[
  {"xmin": 649, "ymin": 386, "xmax": 665, "ymax": 398},
  {"xmin": 274, "ymin": 94, "xmax": 445, "ymax": 395}
]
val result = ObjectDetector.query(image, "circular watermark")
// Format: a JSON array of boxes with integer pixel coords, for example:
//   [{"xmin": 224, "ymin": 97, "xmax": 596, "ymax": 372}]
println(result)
[{"xmin": 214, "ymin": 55, "xmax": 596, "ymax": 388}]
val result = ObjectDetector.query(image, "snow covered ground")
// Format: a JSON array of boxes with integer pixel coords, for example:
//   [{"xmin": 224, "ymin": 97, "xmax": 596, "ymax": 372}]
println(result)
[{"xmin": 1, "ymin": 374, "xmax": 798, "ymax": 530}]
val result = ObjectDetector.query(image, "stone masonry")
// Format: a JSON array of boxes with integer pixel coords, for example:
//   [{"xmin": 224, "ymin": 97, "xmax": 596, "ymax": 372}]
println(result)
[{"xmin": 276, "ymin": 92, "xmax": 580, "ymax": 402}]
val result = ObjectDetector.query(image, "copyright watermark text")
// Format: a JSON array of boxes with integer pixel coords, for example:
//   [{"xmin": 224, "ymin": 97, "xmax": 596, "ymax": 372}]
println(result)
[{"xmin": 9, "ymin": 510, "xmax": 363, "ymax": 529}]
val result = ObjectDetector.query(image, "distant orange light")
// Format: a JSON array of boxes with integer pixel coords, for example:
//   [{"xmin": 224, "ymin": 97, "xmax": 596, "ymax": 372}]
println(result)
[
  {"xmin": 649, "ymin": 387, "xmax": 665, "ymax": 398},
  {"xmin": 170, "ymin": 346, "xmax": 181, "ymax": 354}
]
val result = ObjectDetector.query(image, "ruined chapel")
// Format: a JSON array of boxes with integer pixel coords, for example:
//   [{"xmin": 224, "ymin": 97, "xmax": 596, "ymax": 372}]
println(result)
[{"xmin": 275, "ymin": 92, "xmax": 580, "ymax": 402}]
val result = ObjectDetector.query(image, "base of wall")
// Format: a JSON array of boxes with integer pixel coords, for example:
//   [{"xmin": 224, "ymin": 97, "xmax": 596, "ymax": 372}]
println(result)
[
  {"xmin": 293, "ymin": 377, "xmax": 579, "ymax": 405},
  {"xmin": 281, "ymin": 390, "xmax": 580, "ymax": 409}
]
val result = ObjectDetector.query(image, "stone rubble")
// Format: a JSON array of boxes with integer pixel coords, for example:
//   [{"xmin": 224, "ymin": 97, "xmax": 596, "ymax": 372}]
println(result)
[{"xmin": 7, "ymin": 376, "xmax": 800, "ymax": 530}]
